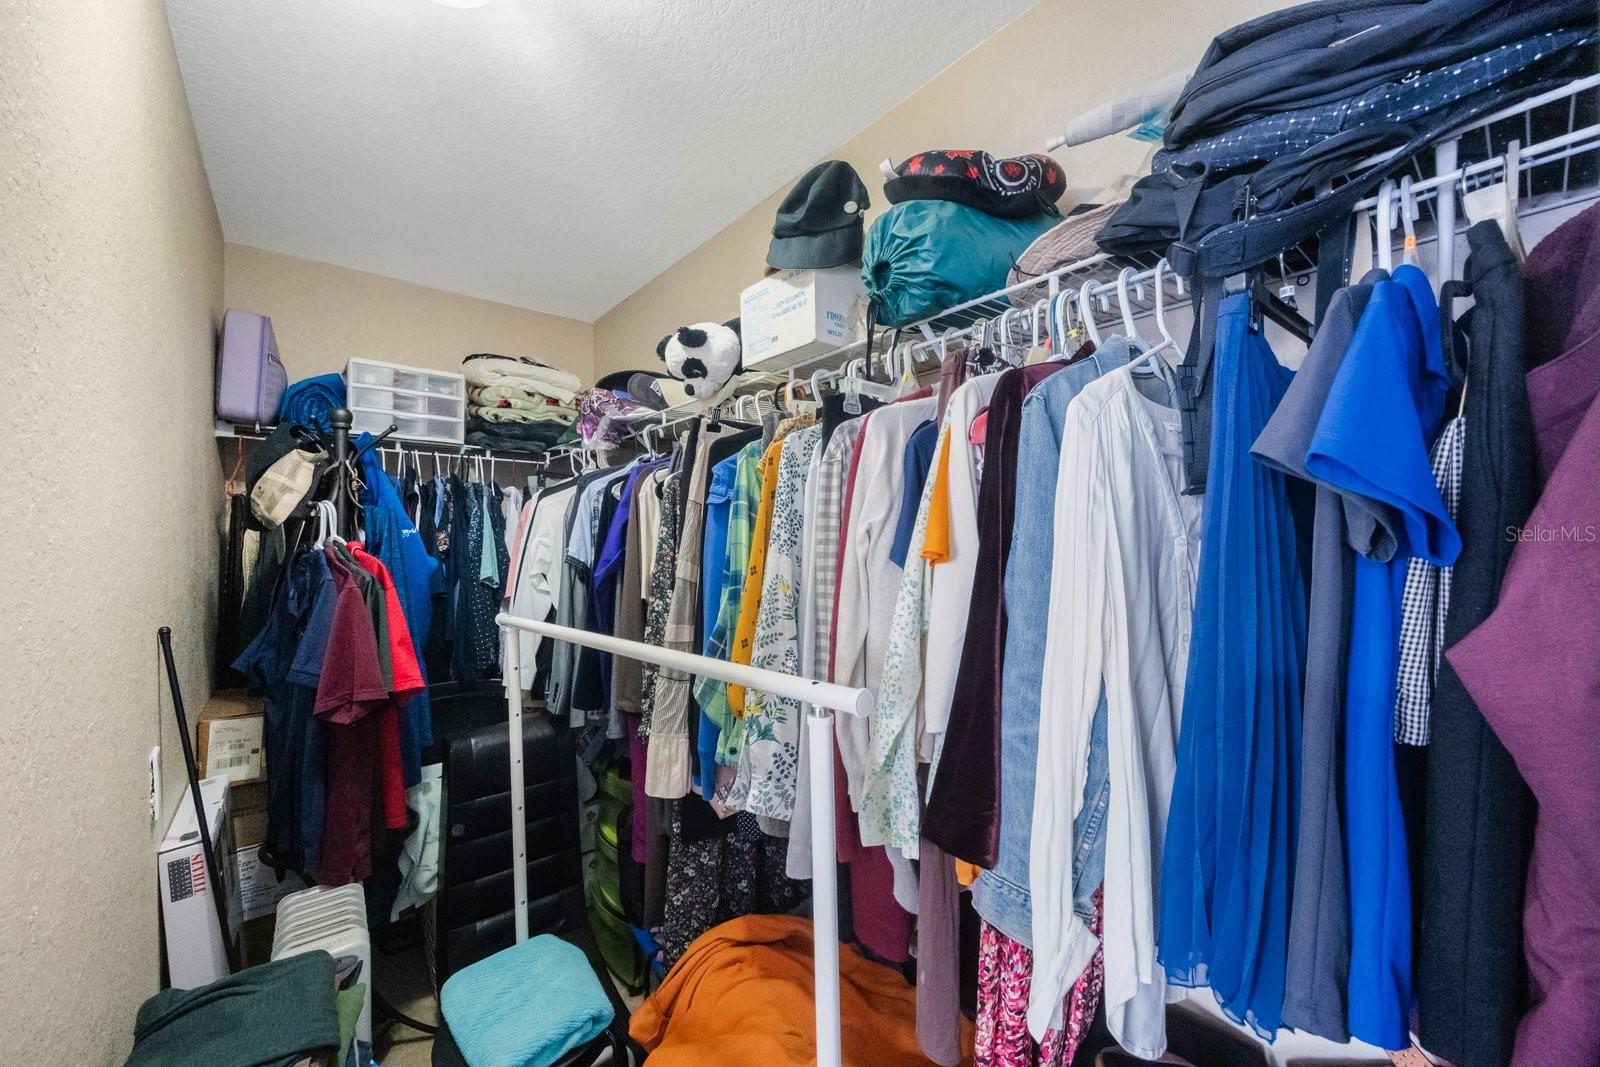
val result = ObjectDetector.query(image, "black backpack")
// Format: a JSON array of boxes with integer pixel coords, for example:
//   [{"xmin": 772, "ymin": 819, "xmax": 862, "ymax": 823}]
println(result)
[
  {"xmin": 1099, "ymin": 0, "xmax": 1596, "ymax": 493},
  {"xmin": 1165, "ymin": 0, "xmax": 1592, "ymax": 145}
]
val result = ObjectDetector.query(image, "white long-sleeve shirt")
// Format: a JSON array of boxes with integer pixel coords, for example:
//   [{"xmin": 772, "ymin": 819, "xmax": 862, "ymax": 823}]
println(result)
[
  {"xmin": 1026, "ymin": 368, "xmax": 1201, "ymax": 1058},
  {"xmin": 832, "ymin": 396, "xmax": 936, "ymax": 808},
  {"xmin": 920, "ymin": 374, "xmax": 1000, "ymax": 756},
  {"xmin": 509, "ymin": 484, "xmax": 577, "ymax": 691}
]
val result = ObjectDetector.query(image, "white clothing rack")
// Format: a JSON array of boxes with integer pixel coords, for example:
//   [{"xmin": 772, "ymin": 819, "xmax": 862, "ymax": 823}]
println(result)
[{"xmin": 496, "ymin": 613, "xmax": 874, "ymax": 1067}]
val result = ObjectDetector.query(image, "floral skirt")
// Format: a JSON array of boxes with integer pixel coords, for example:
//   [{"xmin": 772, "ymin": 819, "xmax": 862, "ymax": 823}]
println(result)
[
  {"xmin": 974, "ymin": 888, "xmax": 1104, "ymax": 1066},
  {"xmin": 658, "ymin": 807, "xmax": 808, "ymax": 967}
]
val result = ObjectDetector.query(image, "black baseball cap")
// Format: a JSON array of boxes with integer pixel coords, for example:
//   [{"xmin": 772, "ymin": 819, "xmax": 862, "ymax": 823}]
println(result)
[{"xmin": 767, "ymin": 160, "xmax": 871, "ymax": 271}]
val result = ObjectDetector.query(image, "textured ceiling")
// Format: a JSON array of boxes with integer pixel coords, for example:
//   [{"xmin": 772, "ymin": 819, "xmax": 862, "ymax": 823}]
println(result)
[{"xmin": 166, "ymin": 0, "xmax": 1037, "ymax": 321}]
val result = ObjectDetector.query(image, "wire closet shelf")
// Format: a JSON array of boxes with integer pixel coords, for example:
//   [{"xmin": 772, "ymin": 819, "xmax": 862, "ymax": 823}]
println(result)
[{"xmin": 624, "ymin": 73, "xmax": 1600, "ymax": 443}]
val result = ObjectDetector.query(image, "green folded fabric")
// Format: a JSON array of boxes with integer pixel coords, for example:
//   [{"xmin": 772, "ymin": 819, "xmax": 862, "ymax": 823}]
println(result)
[
  {"xmin": 336, "ymin": 983, "xmax": 366, "ymax": 1061},
  {"xmin": 126, "ymin": 951, "xmax": 341, "ymax": 1067}
]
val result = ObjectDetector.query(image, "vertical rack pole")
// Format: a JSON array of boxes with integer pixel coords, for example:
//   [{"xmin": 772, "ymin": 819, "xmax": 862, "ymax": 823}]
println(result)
[
  {"xmin": 330, "ymin": 407, "xmax": 353, "ymax": 537},
  {"xmin": 1433, "ymin": 139, "xmax": 1459, "ymax": 287},
  {"xmin": 504, "ymin": 626, "xmax": 529, "ymax": 944},
  {"xmin": 807, "ymin": 707, "xmax": 843, "ymax": 1067},
  {"xmin": 158, "ymin": 626, "xmax": 241, "ymax": 975}
]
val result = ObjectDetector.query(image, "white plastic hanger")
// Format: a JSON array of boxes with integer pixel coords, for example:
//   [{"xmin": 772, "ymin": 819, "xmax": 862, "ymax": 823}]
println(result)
[
  {"xmin": 1122, "ymin": 261, "xmax": 1179, "ymax": 401},
  {"xmin": 809, "ymin": 367, "xmax": 840, "ymax": 400},
  {"xmin": 893, "ymin": 335, "xmax": 919, "ymax": 397},
  {"xmin": 1123, "ymin": 315, "xmax": 1179, "ymax": 405},
  {"xmin": 1077, "ymin": 280, "xmax": 1103, "ymax": 345},
  {"xmin": 1116, "ymin": 267, "xmax": 1142, "ymax": 341},
  {"xmin": 1397, "ymin": 175, "xmax": 1421, "ymax": 266},
  {"xmin": 985, "ymin": 309, "xmax": 1006, "ymax": 365},
  {"xmin": 1052, "ymin": 287, "xmax": 1077, "ymax": 353},
  {"xmin": 1375, "ymin": 179, "xmax": 1397, "ymax": 271},
  {"xmin": 316, "ymin": 499, "xmax": 345, "ymax": 548},
  {"xmin": 840, "ymin": 356, "xmax": 895, "ymax": 403},
  {"xmin": 1463, "ymin": 140, "xmax": 1527, "ymax": 260},
  {"xmin": 1151, "ymin": 259, "xmax": 1179, "ymax": 352}
]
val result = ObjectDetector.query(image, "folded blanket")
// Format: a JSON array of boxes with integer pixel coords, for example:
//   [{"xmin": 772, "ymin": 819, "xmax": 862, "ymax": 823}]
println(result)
[
  {"xmin": 631, "ymin": 914, "xmax": 965, "ymax": 1066},
  {"xmin": 466, "ymin": 416, "xmax": 569, "ymax": 441},
  {"xmin": 440, "ymin": 934, "xmax": 613, "ymax": 1067},
  {"xmin": 469, "ymin": 404, "xmax": 572, "ymax": 426},
  {"xmin": 128, "ymin": 951, "xmax": 342, "ymax": 1066},
  {"xmin": 466, "ymin": 420, "xmax": 572, "ymax": 454},
  {"xmin": 277, "ymin": 373, "xmax": 346, "ymax": 434},
  {"xmin": 469, "ymin": 388, "xmax": 578, "ymax": 423},
  {"xmin": 471, "ymin": 382, "xmax": 579, "ymax": 410},
  {"xmin": 462, "ymin": 354, "xmax": 582, "ymax": 404}
]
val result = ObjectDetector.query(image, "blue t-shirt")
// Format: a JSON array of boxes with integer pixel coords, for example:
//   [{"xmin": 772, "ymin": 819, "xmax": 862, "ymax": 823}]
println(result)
[
  {"xmin": 360, "ymin": 437, "xmax": 441, "ymax": 784},
  {"xmin": 234, "ymin": 549, "xmax": 333, "ymax": 875},
  {"xmin": 702, "ymin": 455, "xmax": 739, "ymax": 644},
  {"xmin": 889, "ymin": 420, "xmax": 940, "ymax": 568},
  {"xmin": 697, "ymin": 454, "xmax": 740, "ymax": 799},
  {"xmin": 1304, "ymin": 263, "xmax": 1457, "ymax": 1050}
]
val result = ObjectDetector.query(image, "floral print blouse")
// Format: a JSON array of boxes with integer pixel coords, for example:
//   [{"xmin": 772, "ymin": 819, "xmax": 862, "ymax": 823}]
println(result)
[{"xmin": 729, "ymin": 425, "xmax": 822, "ymax": 821}]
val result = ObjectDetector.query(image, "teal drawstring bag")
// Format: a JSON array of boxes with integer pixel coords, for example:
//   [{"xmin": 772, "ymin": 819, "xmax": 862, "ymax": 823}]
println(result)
[{"xmin": 862, "ymin": 200, "xmax": 1054, "ymax": 327}]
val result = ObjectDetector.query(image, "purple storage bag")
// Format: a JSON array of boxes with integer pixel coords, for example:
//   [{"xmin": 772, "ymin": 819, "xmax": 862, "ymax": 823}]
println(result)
[{"xmin": 215, "ymin": 308, "xmax": 287, "ymax": 425}]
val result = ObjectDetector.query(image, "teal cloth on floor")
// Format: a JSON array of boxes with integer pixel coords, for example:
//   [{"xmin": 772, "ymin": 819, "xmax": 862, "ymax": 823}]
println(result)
[
  {"xmin": 440, "ymin": 935, "xmax": 614, "ymax": 1067},
  {"xmin": 126, "ymin": 951, "xmax": 341, "ymax": 1067}
]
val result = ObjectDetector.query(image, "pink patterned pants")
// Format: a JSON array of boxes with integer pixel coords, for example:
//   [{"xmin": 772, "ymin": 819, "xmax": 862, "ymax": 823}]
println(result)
[{"xmin": 974, "ymin": 888, "xmax": 1104, "ymax": 1067}]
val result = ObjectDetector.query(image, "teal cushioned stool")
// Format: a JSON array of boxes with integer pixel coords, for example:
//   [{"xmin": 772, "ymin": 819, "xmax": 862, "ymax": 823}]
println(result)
[{"xmin": 436, "ymin": 935, "xmax": 619, "ymax": 1067}]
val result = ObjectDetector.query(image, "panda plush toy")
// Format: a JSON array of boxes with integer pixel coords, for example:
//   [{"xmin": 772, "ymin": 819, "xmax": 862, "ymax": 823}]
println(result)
[{"xmin": 655, "ymin": 318, "xmax": 743, "ymax": 401}]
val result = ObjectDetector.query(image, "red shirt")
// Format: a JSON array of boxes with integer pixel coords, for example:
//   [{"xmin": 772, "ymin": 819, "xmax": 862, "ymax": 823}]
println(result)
[
  {"xmin": 352, "ymin": 544, "xmax": 420, "ymax": 830},
  {"xmin": 316, "ymin": 555, "xmax": 388, "ymax": 884}
]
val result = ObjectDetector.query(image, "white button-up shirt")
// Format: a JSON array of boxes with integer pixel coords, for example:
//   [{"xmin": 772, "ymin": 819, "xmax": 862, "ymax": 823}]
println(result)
[{"xmin": 1027, "ymin": 367, "xmax": 1202, "ymax": 1058}]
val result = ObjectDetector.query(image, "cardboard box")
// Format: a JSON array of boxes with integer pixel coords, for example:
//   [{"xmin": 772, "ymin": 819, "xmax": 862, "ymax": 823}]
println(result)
[
  {"xmin": 739, "ymin": 268, "xmax": 868, "ymax": 371},
  {"xmin": 198, "ymin": 690, "xmax": 265, "ymax": 784},
  {"xmin": 234, "ymin": 845, "xmax": 307, "ymax": 921},
  {"xmin": 230, "ymin": 779, "xmax": 269, "ymax": 850},
  {"xmin": 158, "ymin": 776, "xmax": 242, "ymax": 989}
]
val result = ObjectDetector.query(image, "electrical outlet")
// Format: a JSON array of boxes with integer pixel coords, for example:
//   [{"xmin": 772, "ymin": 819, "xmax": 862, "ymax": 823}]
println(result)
[{"xmin": 149, "ymin": 746, "xmax": 161, "ymax": 826}]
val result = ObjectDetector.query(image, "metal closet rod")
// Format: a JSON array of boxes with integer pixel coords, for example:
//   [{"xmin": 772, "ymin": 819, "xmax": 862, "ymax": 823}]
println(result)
[{"xmin": 496, "ymin": 613, "xmax": 873, "ymax": 1067}]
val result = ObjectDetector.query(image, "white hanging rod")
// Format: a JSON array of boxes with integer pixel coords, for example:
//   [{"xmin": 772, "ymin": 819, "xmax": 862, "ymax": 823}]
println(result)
[
  {"xmin": 496, "ymin": 614, "xmax": 873, "ymax": 719},
  {"xmin": 496, "ymin": 613, "xmax": 872, "ymax": 1067}
]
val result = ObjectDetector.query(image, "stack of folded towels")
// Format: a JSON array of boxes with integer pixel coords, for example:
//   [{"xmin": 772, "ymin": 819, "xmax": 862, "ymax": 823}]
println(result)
[{"xmin": 461, "ymin": 353, "xmax": 582, "ymax": 453}]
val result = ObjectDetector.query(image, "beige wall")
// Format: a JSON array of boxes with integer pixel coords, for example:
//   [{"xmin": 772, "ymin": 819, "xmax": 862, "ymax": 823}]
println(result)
[
  {"xmin": 225, "ymin": 243, "xmax": 596, "ymax": 384},
  {"xmin": 0, "ymin": 0, "xmax": 225, "ymax": 1061},
  {"xmin": 594, "ymin": 0, "xmax": 1285, "ymax": 376}
]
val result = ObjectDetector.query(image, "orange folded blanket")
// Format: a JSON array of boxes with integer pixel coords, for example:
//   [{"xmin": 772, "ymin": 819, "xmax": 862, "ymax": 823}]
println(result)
[{"xmin": 630, "ymin": 913, "xmax": 971, "ymax": 1065}]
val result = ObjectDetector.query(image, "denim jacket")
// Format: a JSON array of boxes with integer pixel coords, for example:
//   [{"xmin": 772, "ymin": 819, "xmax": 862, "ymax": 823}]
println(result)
[{"xmin": 973, "ymin": 337, "xmax": 1136, "ymax": 946}]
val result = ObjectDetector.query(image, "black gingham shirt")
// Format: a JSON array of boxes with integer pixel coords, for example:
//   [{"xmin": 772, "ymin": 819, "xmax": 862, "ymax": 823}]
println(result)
[{"xmin": 1394, "ymin": 415, "xmax": 1464, "ymax": 746}]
